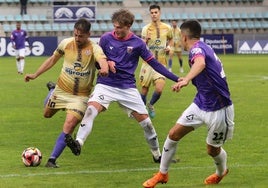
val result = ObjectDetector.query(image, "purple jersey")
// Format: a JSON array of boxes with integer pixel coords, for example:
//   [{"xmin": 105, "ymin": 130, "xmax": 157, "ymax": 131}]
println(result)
[
  {"xmin": 98, "ymin": 31, "xmax": 178, "ymax": 89},
  {"xmin": 189, "ymin": 41, "xmax": 232, "ymax": 111},
  {"xmin": 10, "ymin": 29, "xmax": 28, "ymax": 49}
]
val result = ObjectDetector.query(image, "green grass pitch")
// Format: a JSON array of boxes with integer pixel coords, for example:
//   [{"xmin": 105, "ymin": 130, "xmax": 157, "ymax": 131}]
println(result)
[{"xmin": 0, "ymin": 54, "xmax": 267, "ymax": 187}]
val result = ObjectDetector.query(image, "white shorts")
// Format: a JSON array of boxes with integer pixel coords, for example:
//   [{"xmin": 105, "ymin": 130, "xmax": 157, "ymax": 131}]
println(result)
[
  {"xmin": 177, "ymin": 103, "xmax": 234, "ymax": 147},
  {"xmin": 88, "ymin": 84, "xmax": 148, "ymax": 116},
  {"xmin": 16, "ymin": 48, "xmax": 26, "ymax": 58}
]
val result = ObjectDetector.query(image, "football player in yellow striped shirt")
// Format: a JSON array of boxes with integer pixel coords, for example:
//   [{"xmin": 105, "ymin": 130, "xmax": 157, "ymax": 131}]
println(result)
[
  {"xmin": 24, "ymin": 18, "xmax": 109, "ymax": 168},
  {"xmin": 139, "ymin": 4, "xmax": 173, "ymax": 118}
]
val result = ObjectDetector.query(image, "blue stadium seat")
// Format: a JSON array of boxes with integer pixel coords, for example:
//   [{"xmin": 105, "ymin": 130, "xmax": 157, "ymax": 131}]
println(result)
[
  {"xmin": 27, "ymin": 23, "xmax": 35, "ymax": 32},
  {"xmin": 100, "ymin": 23, "xmax": 108, "ymax": 31},
  {"xmin": 39, "ymin": 15, "xmax": 47, "ymax": 22},
  {"xmin": 160, "ymin": 13, "xmax": 167, "ymax": 20},
  {"xmin": 15, "ymin": 14, "xmax": 23, "ymax": 21},
  {"xmin": 6, "ymin": 15, "xmax": 15, "ymax": 22},
  {"xmin": 196, "ymin": 13, "xmax": 204, "ymax": 20},
  {"xmin": 263, "ymin": 12, "xmax": 268, "ymax": 19},
  {"xmin": 203, "ymin": 12, "xmax": 211, "ymax": 20},
  {"xmin": 240, "ymin": 12, "xmax": 248, "ymax": 19},
  {"xmin": 201, "ymin": 21, "xmax": 209, "ymax": 29},
  {"xmin": 166, "ymin": 12, "xmax": 174, "ymax": 20},
  {"xmin": 255, "ymin": 12, "xmax": 263, "ymax": 19},
  {"xmin": 173, "ymin": 12, "xmax": 180, "ymax": 20},
  {"xmin": 188, "ymin": 13, "xmax": 196, "ymax": 19},
  {"xmin": 225, "ymin": 12, "xmax": 233, "ymax": 20},
  {"xmin": 96, "ymin": 14, "xmax": 102, "ymax": 22},
  {"xmin": 246, "ymin": 21, "xmax": 255, "ymax": 29},
  {"xmin": 132, "ymin": 22, "xmax": 140, "ymax": 31},
  {"xmin": 231, "ymin": 21, "xmax": 240, "ymax": 29},
  {"xmin": 218, "ymin": 13, "xmax": 226, "ymax": 20},
  {"xmin": 67, "ymin": 23, "xmax": 74, "ymax": 31},
  {"xmin": 35, "ymin": 23, "xmax": 44, "ymax": 31},
  {"xmin": 0, "ymin": 15, "xmax": 6, "ymax": 22},
  {"xmin": 216, "ymin": 21, "xmax": 224, "ymax": 29},
  {"xmin": 135, "ymin": 13, "xmax": 143, "ymax": 22},
  {"xmin": 3, "ymin": 24, "xmax": 12, "ymax": 32},
  {"xmin": 23, "ymin": 14, "xmax": 31, "ymax": 22},
  {"xmin": 254, "ymin": 21, "xmax": 262, "ymax": 28},
  {"xmin": 233, "ymin": 12, "xmax": 240, "ymax": 19},
  {"xmin": 181, "ymin": 13, "xmax": 188, "ymax": 20},
  {"xmin": 31, "ymin": 14, "xmax": 39, "ymax": 21},
  {"xmin": 224, "ymin": 21, "xmax": 232, "ymax": 30},
  {"xmin": 60, "ymin": 23, "xmax": 68, "ymax": 31},
  {"xmin": 247, "ymin": 12, "xmax": 256, "ymax": 19},
  {"xmin": 103, "ymin": 14, "xmax": 111, "ymax": 21},
  {"xmin": 43, "ymin": 23, "xmax": 52, "ymax": 31},
  {"xmin": 92, "ymin": 22, "xmax": 101, "ymax": 32},
  {"xmin": 209, "ymin": 22, "xmax": 217, "ymax": 29},
  {"xmin": 107, "ymin": 22, "xmax": 113, "ymax": 30},
  {"xmin": 239, "ymin": 21, "xmax": 247, "ymax": 29},
  {"xmin": 260, "ymin": 21, "xmax": 268, "ymax": 29},
  {"xmin": 210, "ymin": 12, "xmax": 218, "ymax": 19},
  {"xmin": 52, "ymin": 23, "xmax": 60, "ymax": 32}
]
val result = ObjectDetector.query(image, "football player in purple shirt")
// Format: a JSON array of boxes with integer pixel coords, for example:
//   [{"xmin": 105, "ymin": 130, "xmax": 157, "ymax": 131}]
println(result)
[
  {"xmin": 11, "ymin": 21, "xmax": 29, "ymax": 74},
  {"xmin": 65, "ymin": 9, "xmax": 180, "ymax": 163},
  {"xmin": 143, "ymin": 20, "xmax": 234, "ymax": 187}
]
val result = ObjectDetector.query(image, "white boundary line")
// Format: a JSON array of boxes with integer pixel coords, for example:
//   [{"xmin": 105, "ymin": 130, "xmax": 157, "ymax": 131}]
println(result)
[{"xmin": 0, "ymin": 163, "xmax": 266, "ymax": 178}]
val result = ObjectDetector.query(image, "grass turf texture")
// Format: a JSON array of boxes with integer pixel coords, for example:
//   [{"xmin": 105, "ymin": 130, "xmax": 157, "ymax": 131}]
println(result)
[{"xmin": 0, "ymin": 55, "xmax": 267, "ymax": 187}]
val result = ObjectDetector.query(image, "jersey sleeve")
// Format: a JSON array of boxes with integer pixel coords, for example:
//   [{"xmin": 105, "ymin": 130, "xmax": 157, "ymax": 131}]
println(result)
[
  {"xmin": 141, "ymin": 24, "xmax": 148, "ymax": 39},
  {"xmin": 190, "ymin": 46, "xmax": 206, "ymax": 64},
  {"xmin": 167, "ymin": 25, "xmax": 173, "ymax": 40},
  {"xmin": 92, "ymin": 42, "xmax": 107, "ymax": 62},
  {"xmin": 53, "ymin": 38, "xmax": 67, "ymax": 57}
]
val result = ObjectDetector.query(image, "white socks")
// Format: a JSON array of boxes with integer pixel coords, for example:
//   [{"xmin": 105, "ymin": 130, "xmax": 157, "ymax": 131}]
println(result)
[
  {"xmin": 16, "ymin": 59, "xmax": 25, "ymax": 73},
  {"xmin": 160, "ymin": 136, "xmax": 178, "ymax": 174},
  {"xmin": 76, "ymin": 106, "xmax": 98, "ymax": 146},
  {"xmin": 139, "ymin": 117, "xmax": 160, "ymax": 159},
  {"xmin": 213, "ymin": 148, "xmax": 227, "ymax": 176}
]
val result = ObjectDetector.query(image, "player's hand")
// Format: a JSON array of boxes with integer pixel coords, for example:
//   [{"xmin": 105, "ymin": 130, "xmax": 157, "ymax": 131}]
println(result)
[
  {"xmin": 165, "ymin": 45, "xmax": 171, "ymax": 52},
  {"xmin": 172, "ymin": 77, "xmax": 189, "ymax": 92},
  {"xmin": 98, "ymin": 66, "xmax": 109, "ymax": 77},
  {"xmin": 107, "ymin": 60, "xmax": 116, "ymax": 73},
  {"xmin": 24, "ymin": 73, "xmax": 37, "ymax": 82}
]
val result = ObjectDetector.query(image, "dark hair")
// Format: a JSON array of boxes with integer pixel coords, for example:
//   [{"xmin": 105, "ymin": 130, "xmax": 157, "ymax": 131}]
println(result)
[
  {"xmin": 149, "ymin": 4, "xmax": 160, "ymax": 11},
  {"xmin": 74, "ymin": 18, "xmax": 91, "ymax": 33},
  {"xmin": 111, "ymin": 9, "xmax": 134, "ymax": 26},
  {"xmin": 180, "ymin": 20, "xmax": 201, "ymax": 39}
]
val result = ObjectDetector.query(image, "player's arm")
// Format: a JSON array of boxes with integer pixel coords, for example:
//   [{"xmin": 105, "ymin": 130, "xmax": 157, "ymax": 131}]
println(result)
[
  {"xmin": 165, "ymin": 26, "xmax": 173, "ymax": 52},
  {"xmin": 165, "ymin": 38, "xmax": 173, "ymax": 52},
  {"xmin": 96, "ymin": 58, "xmax": 110, "ymax": 76},
  {"xmin": 25, "ymin": 36, "xmax": 31, "ymax": 49},
  {"xmin": 147, "ymin": 57, "xmax": 179, "ymax": 82},
  {"xmin": 10, "ymin": 34, "xmax": 16, "ymax": 49},
  {"xmin": 172, "ymin": 56, "xmax": 205, "ymax": 92},
  {"xmin": 141, "ymin": 26, "xmax": 150, "ymax": 44},
  {"xmin": 93, "ymin": 42, "xmax": 110, "ymax": 76},
  {"xmin": 24, "ymin": 54, "xmax": 61, "ymax": 82}
]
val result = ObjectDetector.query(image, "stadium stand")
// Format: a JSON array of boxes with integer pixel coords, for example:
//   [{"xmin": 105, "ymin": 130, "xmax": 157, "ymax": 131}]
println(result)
[{"xmin": 0, "ymin": 0, "xmax": 267, "ymax": 37}]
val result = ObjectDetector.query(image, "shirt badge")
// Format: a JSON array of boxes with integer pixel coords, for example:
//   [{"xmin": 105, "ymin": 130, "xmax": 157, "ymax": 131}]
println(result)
[{"xmin": 127, "ymin": 46, "xmax": 133, "ymax": 53}]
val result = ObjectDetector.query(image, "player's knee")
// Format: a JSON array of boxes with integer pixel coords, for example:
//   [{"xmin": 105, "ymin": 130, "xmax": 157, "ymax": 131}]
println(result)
[
  {"xmin": 207, "ymin": 145, "xmax": 221, "ymax": 157},
  {"xmin": 43, "ymin": 113, "xmax": 52, "ymax": 118},
  {"xmin": 43, "ymin": 109, "xmax": 55, "ymax": 118}
]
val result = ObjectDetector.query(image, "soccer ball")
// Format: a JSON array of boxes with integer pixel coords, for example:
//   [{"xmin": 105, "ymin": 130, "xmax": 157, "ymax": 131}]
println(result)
[{"xmin": 22, "ymin": 147, "xmax": 42, "ymax": 167}]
